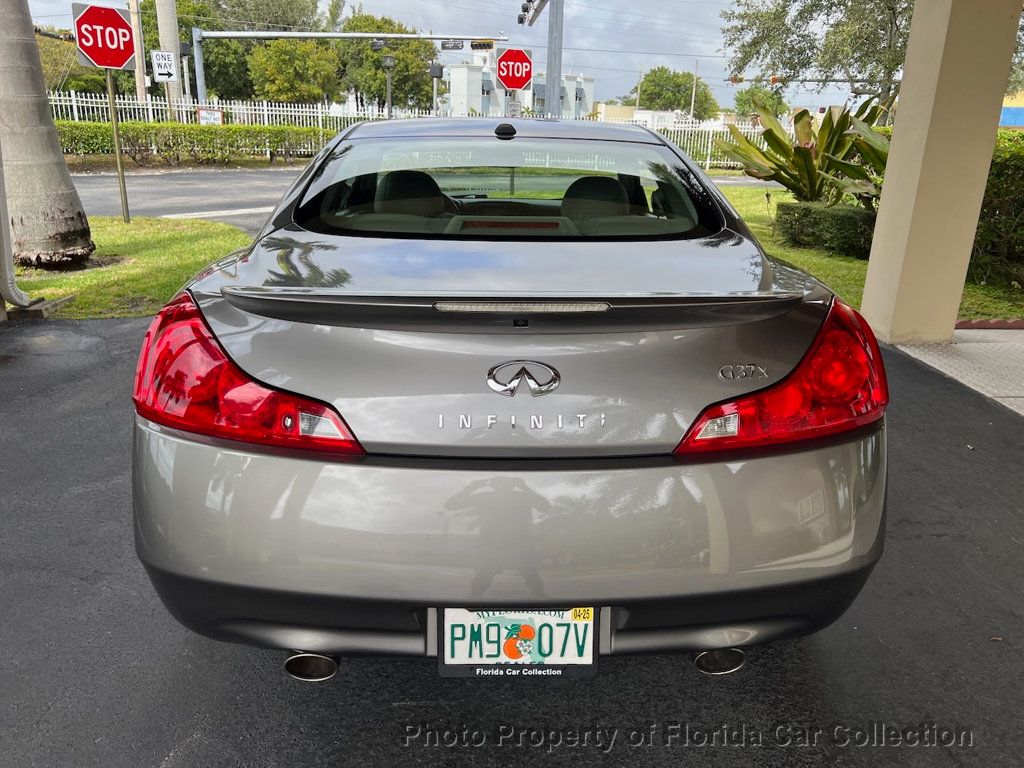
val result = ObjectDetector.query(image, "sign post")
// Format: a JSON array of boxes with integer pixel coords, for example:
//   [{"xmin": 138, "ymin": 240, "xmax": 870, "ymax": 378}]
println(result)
[
  {"xmin": 496, "ymin": 48, "xmax": 533, "ymax": 118},
  {"xmin": 73, "ymin": 3, "xmax": 136, "ymax": 223},
  {"xmin": 150, "ymin": 50, "xmax": 179, "ymax": 83},
  {"xmin": 104, "ymin": 69, "xmax": 129, "ymax": 223},
  {"xmin": 151, "ymin": 50, "xmax": 180, "ymax": 121}
]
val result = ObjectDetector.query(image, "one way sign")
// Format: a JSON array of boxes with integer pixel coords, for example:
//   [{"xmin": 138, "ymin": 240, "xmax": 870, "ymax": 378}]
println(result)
[{"xmin": 150, "ymin": 50, "xmax": 178, "ymax": 83}]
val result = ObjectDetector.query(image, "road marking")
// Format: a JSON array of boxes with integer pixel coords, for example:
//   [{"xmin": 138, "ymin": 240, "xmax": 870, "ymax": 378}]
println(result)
[{"xmin": 162, "ymin": 206, "xmax": 274, "ymax": 219}]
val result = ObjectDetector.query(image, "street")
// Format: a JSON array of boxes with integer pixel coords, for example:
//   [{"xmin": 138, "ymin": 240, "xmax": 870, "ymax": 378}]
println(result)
[
  {"xmin": 71, "ymin": 167, "xmax": 774, "ymax": 235},
  {"xmin": 71, "ymin": 167, "xmax": 303, "ymax": 235},
  {"xmin": 1, "ymin": 316, "xmax": 1021, "ymax": 766}
]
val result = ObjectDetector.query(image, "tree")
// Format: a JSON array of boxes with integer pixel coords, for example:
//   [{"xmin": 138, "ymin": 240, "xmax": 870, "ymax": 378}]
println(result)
[
  {"xmin": 216, "ymin": 0, "xmax": 319, "ymax": 30},
  {"xmin": 337, "ymin": 13, "xmax": 437, "ymax": 110},
  {"xmin": 722, "ymin": 0, "xmax": 911, "ymax": 114},
  {"xmin": 623, "ymin": 67, "xmax": 719, "ymax": 119},
  {"xmin": 733, "ymin": 84, "xmax": 788, "ymax": 118},
  {"xmin": 248, "ymin": 39, "xmax": 341, "ymax": 101},
  {"xmin": 0, "ymin": 0, "xmax": 93, "ymax": 265},
  {"xmin": 724, "ymin": 1, "xmax": 1024, "ymax": 112},
  {"xmin": 1008, "ymin": 22, "xmax": 1024, "ymax": 96},
  {"xmin": 140, "ymin": 0, "xmax": 251, "ymax": 99}
]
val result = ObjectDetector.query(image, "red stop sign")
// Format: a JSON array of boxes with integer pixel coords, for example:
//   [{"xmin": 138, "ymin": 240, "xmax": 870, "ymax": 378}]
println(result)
[
  {"xmin": 73, "ymin": 4, "xmax": 136, "ymax": 70},
  {"xmin": 496, "ymin": 48, "xmax": 533, "ymax": 91}
]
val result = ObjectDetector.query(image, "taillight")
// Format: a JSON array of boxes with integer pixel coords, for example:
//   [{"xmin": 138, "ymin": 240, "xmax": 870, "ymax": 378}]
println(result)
[
  {"xmin": 132, "ymin": 293, "xmax": 363, "ymax": 456},
  {"xmin": 675, "ymin": 299, "xmax": 888, "ymax": 456}
]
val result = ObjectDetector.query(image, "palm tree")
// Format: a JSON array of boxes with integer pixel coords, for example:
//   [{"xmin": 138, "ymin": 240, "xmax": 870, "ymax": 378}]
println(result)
[{"xmin": 0, "ymin": 0, "xmax": 94, "ymax": 266}]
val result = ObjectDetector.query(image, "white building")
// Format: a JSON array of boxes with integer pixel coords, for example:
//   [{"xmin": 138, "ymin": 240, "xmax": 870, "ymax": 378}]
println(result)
[{"xmin": 445, "ymin": 50, "xmax": 594, "ymax": 118}]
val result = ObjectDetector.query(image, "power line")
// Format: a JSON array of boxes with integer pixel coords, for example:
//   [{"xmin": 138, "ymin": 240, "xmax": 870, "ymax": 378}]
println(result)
[{"xmin": 564, "ymin": 0, "xmax": 727, "ymax": 30}]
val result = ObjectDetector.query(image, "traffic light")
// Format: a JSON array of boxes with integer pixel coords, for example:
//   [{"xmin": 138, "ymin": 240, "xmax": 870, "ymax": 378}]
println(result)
[
  {"xmin": 728, "ymin": 75, "xmax": 744, "ymax": 85},
  {"xmin": 519, "ymin": 1, "xmax": 534, "ymax": 26},
  {"xmin": 470, "ymin": 39, "xmax": 494, "ymax": 50},
  {"xmin": 769, "ymin": 75, "xmax": 782, "ymax": 85}
]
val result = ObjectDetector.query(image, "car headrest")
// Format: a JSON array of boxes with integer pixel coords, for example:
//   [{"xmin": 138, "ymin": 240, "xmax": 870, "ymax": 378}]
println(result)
[
  {"xmin": 561, "ymin": 176, "xmax": 630, "ymax": 220},
  {"xmin": 651, "ymin": 184, "xmax": 696, "ymax": 228},
  {"xmin": 375, "ymin": 171, "xmax": 445, "ymax": 217}
]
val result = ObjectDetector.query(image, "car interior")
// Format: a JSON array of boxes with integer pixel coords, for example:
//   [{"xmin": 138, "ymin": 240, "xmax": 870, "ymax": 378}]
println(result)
[{"xmin": 297, "ymin": 168, "xmax": 705, "ymax": 238}]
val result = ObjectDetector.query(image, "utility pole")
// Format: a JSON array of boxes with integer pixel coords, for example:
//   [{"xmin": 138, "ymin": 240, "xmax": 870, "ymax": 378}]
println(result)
[
  {"xmin": 192, "ymin": 28, "xmax": 206, "ymax": 102},
  {"xmin": 429, "ymin": 61, "xmax": 444, "ymax": 115},
  {"xmin": 155, "ymin": 0, "xmax": 182, "ymax": 114},
  {"xmin": 181, "ymin": 56, "xmax": 191, "ymax": 99},
  {"xmin": 546, "ymin": 0, "xmax": 563, "ymax": 117},
  {"xmin": 689, "ymin": 59, "xmax": 699, "ymax": 121},
  {"xmin": 382, "ymin": 55, "xmax": 395, "ymax": 118},
  {"xmin": 127, "ymin": 0, "xmax": 147, "ymax": 101},
  {"xmin": 523, "ymin": 0, "xmax": 563, "ymax": 118}
]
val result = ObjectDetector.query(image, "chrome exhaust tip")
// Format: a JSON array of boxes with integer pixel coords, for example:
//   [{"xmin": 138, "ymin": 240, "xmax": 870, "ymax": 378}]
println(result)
[
  {"xmin": 284, "ymin": 652, "xmax": 339, "ymax": 682},
  {"xmin": 694, "ymin": 648, "xmax": 746, "ymax": 676}
]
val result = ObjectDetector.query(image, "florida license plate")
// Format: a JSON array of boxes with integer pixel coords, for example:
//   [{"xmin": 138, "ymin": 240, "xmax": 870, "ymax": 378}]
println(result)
[{"xmin": 439, "ymin": 608, "xmax": 597, "ymax": 678}]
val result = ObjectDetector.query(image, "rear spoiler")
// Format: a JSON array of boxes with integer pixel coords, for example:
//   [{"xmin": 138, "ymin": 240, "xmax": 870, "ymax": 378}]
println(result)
[{"xmin": 218, "ymin": 286, "xmax": 808, "ymax": 333}]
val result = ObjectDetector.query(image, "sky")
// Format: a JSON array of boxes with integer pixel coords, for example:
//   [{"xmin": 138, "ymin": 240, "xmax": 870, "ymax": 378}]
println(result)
[{"xmin": 28, "ymin": 0, "xmax": 857, "ymax": 109}]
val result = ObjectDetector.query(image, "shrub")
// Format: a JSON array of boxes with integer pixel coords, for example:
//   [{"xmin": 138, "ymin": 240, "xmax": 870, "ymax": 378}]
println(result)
[
  {"xmin": 55, "ymin": 121, "xmax": 333, "ymax": 165},
  {"xmin": 776, "ymin": 201, "xmax": 876, "ymax": 259},
  {"xmin": 972, "ymin": 129, "xmax": 1024, "ymax": 285}
]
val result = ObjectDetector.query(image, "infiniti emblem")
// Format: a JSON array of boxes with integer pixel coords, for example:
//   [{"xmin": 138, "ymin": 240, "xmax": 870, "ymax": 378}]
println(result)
[{"xmin": 486, "ymin": 360, "xmax": 561, "ymax": 397}]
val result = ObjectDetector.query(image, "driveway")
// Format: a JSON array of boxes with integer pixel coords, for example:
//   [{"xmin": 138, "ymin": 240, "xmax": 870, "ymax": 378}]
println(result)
[{"xmin": 1, "ymin": 317, "xmax": 1021, "ymax": 766}]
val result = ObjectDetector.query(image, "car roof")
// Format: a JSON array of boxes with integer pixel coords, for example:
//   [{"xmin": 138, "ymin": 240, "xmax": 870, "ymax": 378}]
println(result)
[{"xmin": 342, "ymin": 117, "xmax": 666, "ymax": 144}]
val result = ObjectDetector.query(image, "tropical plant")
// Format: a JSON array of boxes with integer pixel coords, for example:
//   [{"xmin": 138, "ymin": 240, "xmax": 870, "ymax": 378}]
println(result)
[
  {"xmin": 714, "ymin": 98, "xmax": 885, "ymax": 205},
  {"xmin": 821, "ymin": 116, "xmax": 891, "ymax": 209}
]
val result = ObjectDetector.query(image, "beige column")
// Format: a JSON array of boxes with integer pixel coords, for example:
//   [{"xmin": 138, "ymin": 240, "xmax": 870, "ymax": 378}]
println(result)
[{"xmin": 861, "ymin": 0, "xmax": 1022, "ymax": 344}]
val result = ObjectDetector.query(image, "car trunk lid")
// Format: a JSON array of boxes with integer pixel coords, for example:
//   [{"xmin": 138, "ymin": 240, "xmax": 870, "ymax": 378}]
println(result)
[{"xmin": 190, "ymin": 230, "xmax": 831, "ymax": 458}]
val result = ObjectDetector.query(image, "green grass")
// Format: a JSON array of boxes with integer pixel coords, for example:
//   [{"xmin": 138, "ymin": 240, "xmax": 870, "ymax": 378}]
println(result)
[
  {"xmin": 720, "ymin": 186, "xmax": 1024, "ymax": 320},
  {"xmin": 15, "ymin": 217, "xmax": 251, "ymax": 319}
]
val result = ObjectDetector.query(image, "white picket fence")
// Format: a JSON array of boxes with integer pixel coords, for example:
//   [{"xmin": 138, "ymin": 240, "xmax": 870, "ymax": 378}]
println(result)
[
  {"xmin": 48, "ymin": 90, "xmax": 434, "ymax": 128},
  {"xmin": 47, "ymin": 90, "xmax": 764, "ymax": 168}
]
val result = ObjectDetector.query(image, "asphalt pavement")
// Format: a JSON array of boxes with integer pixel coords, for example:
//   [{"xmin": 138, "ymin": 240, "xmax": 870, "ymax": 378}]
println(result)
[
  {"xmin": 71, "ymin": 168, "xmax": 775, "ymax": 235},
  {"xmin": 71, "ymin": 167, "xmax": 303, "ymax": 235},
  {"xmin": 1, "ymin": 315, "xmax": 1022, "ymax": 767}
]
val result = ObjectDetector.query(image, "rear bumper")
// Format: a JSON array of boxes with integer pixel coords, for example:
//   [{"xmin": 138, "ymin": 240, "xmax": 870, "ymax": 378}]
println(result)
[
  {"xmin": 144, "ymin": 556, "xmax": 880, "ymax": 655},
  {"xmin": 133, "ymin": 417, "xmax": 886, "ymax": 655}
]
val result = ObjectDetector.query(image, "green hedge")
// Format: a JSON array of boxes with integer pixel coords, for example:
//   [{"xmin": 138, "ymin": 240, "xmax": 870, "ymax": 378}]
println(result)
[
  {"xmin": 776, "ymin": 202, "xmax": 876, "ymax": 259},
  {"xmin": 973, "ymin": 129, "xmax": 1024, "ymax": 284},
  {"xmin": 56, "ymin": 121, "xmax": 332, "ymax": 164}
]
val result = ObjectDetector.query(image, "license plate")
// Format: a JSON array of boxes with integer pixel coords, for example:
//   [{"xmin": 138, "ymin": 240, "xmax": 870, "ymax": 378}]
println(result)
[{"xmin": 438, "ymin": 608, "xmax": 597, "ymax": 678}]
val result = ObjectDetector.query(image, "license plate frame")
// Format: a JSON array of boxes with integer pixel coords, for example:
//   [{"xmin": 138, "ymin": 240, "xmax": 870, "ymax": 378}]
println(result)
[{"xmin": 438, "ymin": 607, "xmax": 598, "ymax": 678}]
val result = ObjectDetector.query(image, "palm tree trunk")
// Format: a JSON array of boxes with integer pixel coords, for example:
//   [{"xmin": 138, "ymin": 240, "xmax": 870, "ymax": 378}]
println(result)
[{"xmin": 0, "ymin": 0, "xmax": 94, "ymax": 266}]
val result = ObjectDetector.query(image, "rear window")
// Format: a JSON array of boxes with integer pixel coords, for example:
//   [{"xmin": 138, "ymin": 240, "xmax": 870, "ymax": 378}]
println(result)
[{"xmin": 294, "ymin": 137, "xmax": 722, "ymax": 240}]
